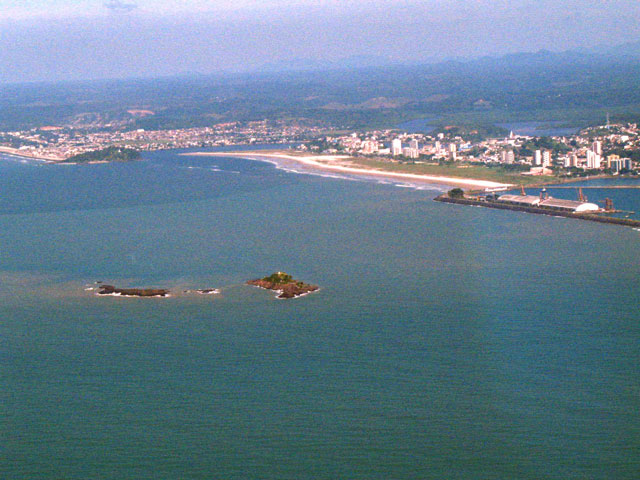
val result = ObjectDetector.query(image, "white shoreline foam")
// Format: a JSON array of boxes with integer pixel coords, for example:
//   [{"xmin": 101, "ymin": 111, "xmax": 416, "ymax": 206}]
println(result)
[
  {"xmin": 248, "ymin": 283, "xmax": 319, "ymax": 299},
  {"xmin": 185, "ymin": 289, "xmax": 220, "ymax": 295},
  {"xmin": 96, "ymin": 292, "xmax": 171, "ymax": 298},
  {"xmin": 183, "ymin": 151, "xmax": 512, "ymax": 190}
]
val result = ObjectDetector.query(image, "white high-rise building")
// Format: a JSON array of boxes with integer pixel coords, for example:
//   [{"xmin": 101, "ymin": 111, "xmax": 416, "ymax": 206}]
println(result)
[
  {"xmin": 592, "ymin": 141, "xmax": 602, "ymax": 156},
  {"xmin": 391, "ymin": 138, "xmax": 402, "ymax": 156},
  {"xmin": 403, "ymin": 147, "xmax": 419, "ymax": 159},
  {"xmin": 409, "ymin": 139, "xmax": 419, "ymax": 150},
  {"xmin": 586, "ymin": 149, "xmax": 601, "ymax": 169},
  {"xmin": 501, "ymin": 150, "xmax": 515, "ymax": 164},
  {"xmin": 534, "ymin": 150, "xmax": 542, "ymax": 166},
  {"xmin": 569, "ymin": 154, "xmax": 579, "ymax": 168},
  {"xmin": 448, "ymin": 143, "xmax": 457, "ymax": 161},
  {"xmin": 542, "ymin": 150, "xmax": 551, "ymax": 167},
  {"xmin": 610, "ymin": 158, "xmax": 622, "ymax": 173},
  {"xmin": 361, "ymin": 140, "xmax": 378, "ymax": 154}
]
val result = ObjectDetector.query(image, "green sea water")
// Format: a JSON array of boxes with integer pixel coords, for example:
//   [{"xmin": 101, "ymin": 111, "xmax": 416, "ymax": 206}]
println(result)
[{"xmin": 1, "ymin": 150, "xmax": 639, "ymax": 479}]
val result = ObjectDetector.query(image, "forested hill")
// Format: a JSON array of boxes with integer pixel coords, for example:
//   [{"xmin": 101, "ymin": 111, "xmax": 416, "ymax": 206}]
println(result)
[
  {"xmin": 3, "ymin": 49, "xmax": 640, "ymax": 132},
  {"xmin": 63, "ymin": 147, "xmax": 141, "ymax": 163}
]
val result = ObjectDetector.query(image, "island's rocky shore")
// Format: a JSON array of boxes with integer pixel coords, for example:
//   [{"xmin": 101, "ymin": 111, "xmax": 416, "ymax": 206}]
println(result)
[
  {"xmin": 93, "ymin": 274, "xmax": 317, "ymax": 300},
  {"xmin": 94, "ymin": 283, "xmax": 222, "ymax": 297},
  {"xmin": 247, "ymin": 272, "xmax": 319, "ymax": 299},
  {"xmin": 184, "ymin": 288, "xmax": 220, "ymax": 295},
  {"xmin": 97, "ymin": 284, "xmax": 170, "ymax": 297}
]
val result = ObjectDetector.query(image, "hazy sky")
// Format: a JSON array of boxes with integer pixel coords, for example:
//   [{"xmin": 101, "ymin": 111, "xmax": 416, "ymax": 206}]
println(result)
[{"xmin": 1, "ymin": 0, "xmax": 640, "ymax": 83}]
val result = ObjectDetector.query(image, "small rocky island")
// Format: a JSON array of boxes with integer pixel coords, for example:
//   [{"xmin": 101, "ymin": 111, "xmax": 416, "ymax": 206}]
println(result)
[
  {"xmin": 246, "ymin": 272, "xmax": 319, "ymax": 299},
  {"xmin": 97, "ymin": 284, "xmax": 170, "ymax": 297}
]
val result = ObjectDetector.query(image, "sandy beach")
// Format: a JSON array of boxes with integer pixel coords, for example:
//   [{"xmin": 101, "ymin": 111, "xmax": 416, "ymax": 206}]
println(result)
[
  {"xmin": 183, "ymin": 151, "xmax": 512, "ymax": 189},
  {"xmin": 0, "ymin": 146, "xmax": 63, "ymax": 162}
]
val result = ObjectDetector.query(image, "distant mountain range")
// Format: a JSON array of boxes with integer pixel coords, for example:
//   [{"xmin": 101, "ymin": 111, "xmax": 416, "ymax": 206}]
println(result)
[
  {"xmin": 258, "ymin": 54, "xmax": 412, "ymax": 72},
  {"xmin": 586, "ymin": 40, "xmax": 640, "ymax": 57},
  {"xmin": 3, "ymin": 38, "xmax": 640, "ymax": 132},
  {"xmin": 256, "ymin": 39, "xmax": 640, "ymax": 74}
]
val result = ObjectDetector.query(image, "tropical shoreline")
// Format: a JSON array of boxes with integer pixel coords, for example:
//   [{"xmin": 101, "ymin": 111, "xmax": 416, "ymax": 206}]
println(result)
[
  {"xmin": 0, "ymin": 146, "xmax": 63, "ymax": 162},
  {"xmin": 1, "ymin": 146, "xmax": 625, "ymax": 191},
  {"xmin": 182, "ymin": 151, "xmax": 514, "ymax": 189}
]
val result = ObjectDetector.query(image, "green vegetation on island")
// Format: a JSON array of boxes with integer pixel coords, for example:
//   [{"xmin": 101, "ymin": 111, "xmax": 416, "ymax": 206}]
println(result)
[
  {"xmin": 448, "ymin": 188, "xmax": 465, "ymax": 198},
  {"xmin": 262, "ymin": 272, "xmax": 294, "ymax": 284},
  {"xmin": 247, "ymin": 272, "xmax": 319, "ymax": 299},
  {"xmin": 63, "ymin": 146, "xmax": 141, "ymax": 163}
]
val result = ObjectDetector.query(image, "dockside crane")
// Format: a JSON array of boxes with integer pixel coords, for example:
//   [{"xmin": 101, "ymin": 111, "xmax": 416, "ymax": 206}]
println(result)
[
  {"xmin": 605, "ymin": 198, "xmax": 614, "ymax": 211},
  {"xmin": 539, "ymin": 187, "xmax": 548, "ymax": 201}
]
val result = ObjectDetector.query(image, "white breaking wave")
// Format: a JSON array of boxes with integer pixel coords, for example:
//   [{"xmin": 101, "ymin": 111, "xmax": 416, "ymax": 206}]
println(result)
[
  {"xmin": 242, "ymin": 156, "xmax": 444, "ymax": 191},
  {"xmin": 184, "ymin": 152, "xmax": 453, "ymax": 193}
]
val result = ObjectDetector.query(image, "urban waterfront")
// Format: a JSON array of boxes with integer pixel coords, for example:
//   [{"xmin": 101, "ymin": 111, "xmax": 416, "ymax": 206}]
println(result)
[{"xmin": 2, "ymin": 150, "xmax": 640, "ymax": 479}]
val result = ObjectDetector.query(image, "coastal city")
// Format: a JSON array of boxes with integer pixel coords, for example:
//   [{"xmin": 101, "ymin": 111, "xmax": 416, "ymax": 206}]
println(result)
[
  {"xmin": 0, "ymin": 120, "xmax": 323, "ymax": 161},
  {"xmin": 306, "ymin": 121, "xmax": 639, "ymax": 176},
  {"xmin": 1, "ymin": 118, "xmax": 638, "ymax": 178},
  {"xmin": 5, "ymin": 1, "xmax": 640, "ymax": 478}
]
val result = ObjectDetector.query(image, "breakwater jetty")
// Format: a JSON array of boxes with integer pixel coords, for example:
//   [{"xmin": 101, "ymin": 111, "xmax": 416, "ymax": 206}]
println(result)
[
  {"xmin": 435, "ymin": 193, "xmax": 640, "ymax": 229},
  {"xmin": 545, "ymin": 185, "xmax": 640, "ymax": 189}
]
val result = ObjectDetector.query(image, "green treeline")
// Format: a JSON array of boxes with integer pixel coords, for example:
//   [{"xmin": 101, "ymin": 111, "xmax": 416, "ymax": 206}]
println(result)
[{"xmin": 64, "ymin": 146, "xmax": 141, "ymax": 163}]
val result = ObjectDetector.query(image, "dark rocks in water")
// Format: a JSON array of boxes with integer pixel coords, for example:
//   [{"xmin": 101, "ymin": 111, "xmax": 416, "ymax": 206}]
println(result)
[
  {"xmin": 246, "ymin": 272, "xmax": 319, "ymax": 299},
  {"xmin": 97, "ymin": 284, "xmax": 169, "ymax": 297},
  {"xmin": 183, "ymin": 288, "xmax": 220, "ymax": 295},
  {"xmin": 196, "ymin": 289, "xmax": 219, "ymax": 295}
]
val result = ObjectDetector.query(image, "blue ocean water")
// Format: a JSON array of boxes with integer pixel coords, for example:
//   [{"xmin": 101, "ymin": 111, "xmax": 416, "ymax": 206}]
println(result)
[{"xmin": 1, "ymin": 149, "xmax": 639, "ymax": 479}]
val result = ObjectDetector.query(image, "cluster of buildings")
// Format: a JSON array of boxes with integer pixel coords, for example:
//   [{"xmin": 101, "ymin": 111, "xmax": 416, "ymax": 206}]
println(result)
[
  {"xmin": 315, "ymin": 121, "xmax": 640, "ymax": 177},
  {"xmin": 318, "ymin": 131, "xmax": 464, "ymax": 161},
  {"xmin": 391, "ymin": 138, "xmax": 422, "ymax": 158},
  {"xmin": 575, "ymin": 140, "xmax": 631, "ymax": 172},
  {"xmin": 3, "ymin": 111, "xmax": 639, "ymax": 177},
  {"xmin": 0, "ymin": 120, "xmax": 325, "ymax": 161}
]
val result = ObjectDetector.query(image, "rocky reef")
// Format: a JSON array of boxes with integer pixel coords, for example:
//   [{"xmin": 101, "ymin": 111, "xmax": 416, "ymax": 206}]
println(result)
[
  {"xmin": 97, "ymin": 284, "xmax": 170, "ymax": 297},
  {"xmin": 183, "ymin": 288, "xmax": 220, "ymax": 295},
  {"xmin": 246, "ymin": 272, "xmax": 319, "ymax": 299}
]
